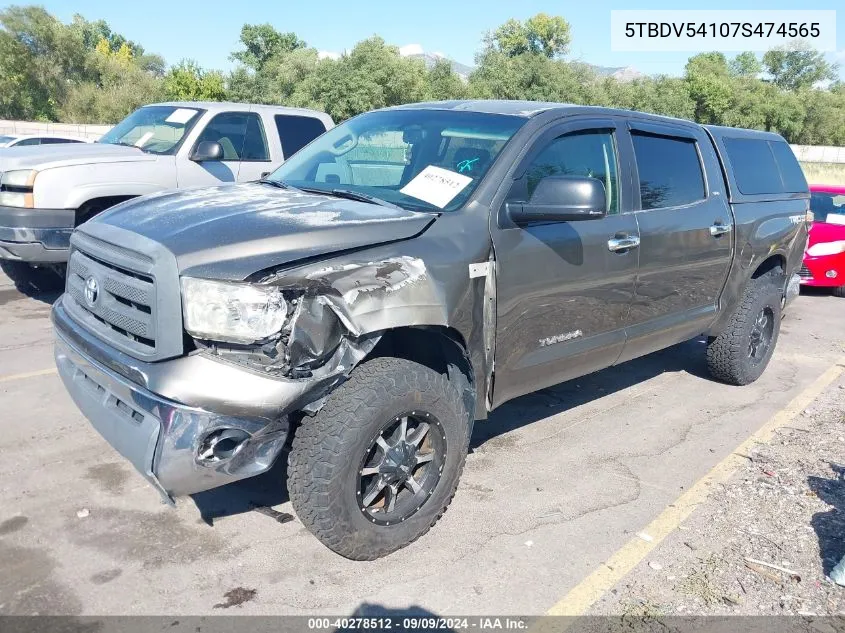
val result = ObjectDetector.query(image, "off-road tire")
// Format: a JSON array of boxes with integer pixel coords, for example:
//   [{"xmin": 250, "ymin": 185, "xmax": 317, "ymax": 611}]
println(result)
[
  {"xmin": 706, "ymin": 275, "xmax": 782, "ymax": 386},
  {"xmin": 287, "ymin": 357, "xmax": 471, "ymax": 560},
  {"xmin": 832, "ymin": 285, "xmax": 845, "ymax": 298}
]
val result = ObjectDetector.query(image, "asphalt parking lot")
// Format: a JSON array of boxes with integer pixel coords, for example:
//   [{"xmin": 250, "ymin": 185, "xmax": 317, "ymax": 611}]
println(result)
[{"xmin": 1, "ymin": 267, "xmax": 844, "ymax": 617}]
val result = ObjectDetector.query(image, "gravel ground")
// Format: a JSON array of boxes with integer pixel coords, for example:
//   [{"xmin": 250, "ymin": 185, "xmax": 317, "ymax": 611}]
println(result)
[{"xmin": 591, "ymin": 373, "xmax": 845, "ymax": 616}]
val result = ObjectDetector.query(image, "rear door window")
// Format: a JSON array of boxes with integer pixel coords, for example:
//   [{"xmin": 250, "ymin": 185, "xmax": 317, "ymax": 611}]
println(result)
[
  {"xmin": 631, "ymin": 132, "xmax": 706, "ymax": 210},
  {"xmin": 274, "ymin": 115, "xmax": 327, "ymax": 159}
]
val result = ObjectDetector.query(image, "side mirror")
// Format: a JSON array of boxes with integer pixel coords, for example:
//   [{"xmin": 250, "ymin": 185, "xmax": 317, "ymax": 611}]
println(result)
[
  {"xmin": 507, "ymin": 175, "xmax": 607, "ymax": 225},
  {"xmin": 190, "ymin": 140, "xmax": 223, "ymax": 162}
]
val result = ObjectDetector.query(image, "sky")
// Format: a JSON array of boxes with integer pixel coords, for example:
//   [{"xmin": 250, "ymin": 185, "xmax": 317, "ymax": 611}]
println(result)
[{"xmin": 25, "ymin": 0, "xmax": 845, "ymax": 78}]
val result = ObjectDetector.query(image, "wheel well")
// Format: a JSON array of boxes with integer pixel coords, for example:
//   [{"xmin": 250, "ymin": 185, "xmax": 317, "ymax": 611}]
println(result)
[
  {"xmin": 751, "ymin": 255, "xmax": 786, "ymax": 280},
  {"xmin": 75, "ymin": 196, "xmax": 136, "ymax": 226},
  {"xmin": 369, "ymin": 326, "xmax": 476, "ymax": 416}
]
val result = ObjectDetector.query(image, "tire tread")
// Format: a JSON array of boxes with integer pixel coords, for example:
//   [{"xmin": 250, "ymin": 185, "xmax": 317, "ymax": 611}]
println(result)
[
  {"xmin": 706, "ymin": 274, "xmax": 782, "ymax": 386},
  {"xmin": 287, "ymin": 356, "xmax": 469, "ymax": 560}
]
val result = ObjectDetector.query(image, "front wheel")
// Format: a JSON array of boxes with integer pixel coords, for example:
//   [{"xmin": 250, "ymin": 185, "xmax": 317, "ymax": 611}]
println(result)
[
  {"xmin": 287, "ymin": 357, "xmax": 471, "ymax": 560},
  {"xmin": 832, "ymin": 285, "xmax": 845, "ymax": 298},
  {"xmin": 706, "ymin": 275, "xmax": 782, "ymax": 386}
]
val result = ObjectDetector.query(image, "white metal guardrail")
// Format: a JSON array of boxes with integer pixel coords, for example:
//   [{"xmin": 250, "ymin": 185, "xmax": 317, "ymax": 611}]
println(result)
[
  {"xmin": 0, "ymin": 119, "xmax": 111, "ymax": 141},
  {"xmin": 791, "ymin": 145, "xmax": 845, "ymax": 165}
]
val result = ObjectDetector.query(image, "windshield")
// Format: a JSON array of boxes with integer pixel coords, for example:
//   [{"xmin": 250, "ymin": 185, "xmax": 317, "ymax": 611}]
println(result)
[
  {"xmin": 98, "ymin": 105, "xmax": 204, "ymax": 155},
  {"xmin": 267, "ymin": 109, "xmax": 526, "ymax": 212},
  {"xmin": 0, "ymin": 136, "xmax": 16, "ymax": 145},
  {"xmin": 811, "ymin": 191, "xmax": 845, "ymax": 222}
]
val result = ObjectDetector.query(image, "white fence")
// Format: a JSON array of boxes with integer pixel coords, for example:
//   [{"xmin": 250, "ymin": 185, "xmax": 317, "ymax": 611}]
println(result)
[
  {"xmin": 790, "ymin": 145, "xmax": 845, "ymax": 164},
  {"xmin": 0, "ymin": 119, "xmax": 111, "ymax": 141}
]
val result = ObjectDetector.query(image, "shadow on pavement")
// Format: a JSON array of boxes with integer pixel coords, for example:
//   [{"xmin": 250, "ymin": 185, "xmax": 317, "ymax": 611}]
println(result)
[
  {"xmin": 472, "ymin": 336, "xmax": 710, "ymax": 450},
  {"xmin": 190, "ymin": 455, "xmax": 292, "ymax": 526},
  {"xmin": 808, "ymin": 462, "xmax": 845, "ymax": 575},
  {"xmin": 0, "ymin": 260, "xmax": 64, "ymax": 305}
]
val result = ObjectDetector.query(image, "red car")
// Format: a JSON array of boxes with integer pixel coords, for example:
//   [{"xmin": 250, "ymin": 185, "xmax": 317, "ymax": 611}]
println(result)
[{"xmin": 801, "ymin": 184, "xmax": 845, "ymax": 297}]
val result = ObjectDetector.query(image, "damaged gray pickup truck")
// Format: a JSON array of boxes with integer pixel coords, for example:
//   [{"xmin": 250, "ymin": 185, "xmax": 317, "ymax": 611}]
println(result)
[{"xmin": 52, "ymin": 100, "xmax": 809, "ymax": 560}]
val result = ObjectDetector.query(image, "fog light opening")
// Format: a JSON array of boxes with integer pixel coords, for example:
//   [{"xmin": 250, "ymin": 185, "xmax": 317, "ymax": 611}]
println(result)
[
  {"xmin": 198, "ymin": 428, "xmax": 251, "ymax": 463},
  {"xmin": 825, "ymin": 270, "xmax": 838, "ymax": 279}
]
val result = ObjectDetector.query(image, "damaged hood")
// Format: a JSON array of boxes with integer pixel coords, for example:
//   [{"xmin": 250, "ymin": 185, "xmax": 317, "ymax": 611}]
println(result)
[{"xmin": 92, "ymin": 182, "xmax": 436, "ymax": 279}]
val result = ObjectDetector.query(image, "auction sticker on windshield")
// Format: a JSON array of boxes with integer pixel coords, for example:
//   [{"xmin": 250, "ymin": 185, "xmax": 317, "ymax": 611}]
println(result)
[
  {"xmin": 165, "ymin": 108, "xmax": 198, "ymax": 124},
  {"xmin": 400, "ymin": 165, "xmax": 472, "ymax": 208}
]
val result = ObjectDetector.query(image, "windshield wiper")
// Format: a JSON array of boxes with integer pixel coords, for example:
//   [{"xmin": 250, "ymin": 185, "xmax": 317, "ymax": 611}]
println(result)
[
  {"xmin": 325, "ymin": 188, "xmax": 403, "ymax": 211},
  {"xmin": 258, "ymin": 179, "xmax": 305, "ymax": 193},
  {"xmin": 102, "ymin": 141, "xmax": 147, "ymax": 152},
  {"xmin": 258, "ymin": 178, "xmax": 289, "ymax": 189}
]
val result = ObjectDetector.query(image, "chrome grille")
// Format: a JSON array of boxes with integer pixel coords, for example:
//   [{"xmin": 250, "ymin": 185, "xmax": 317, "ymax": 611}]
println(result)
[
  {"xmin": 798, "ymin": 265, "xmax": 812, "ymax": 279},
  {"xmin": 67, "ymin": 249, "xmax": 157, "ymax": 352},
  {"xmin": 63, "ymin": 226, "xmax": 184, "ymax": 362}
]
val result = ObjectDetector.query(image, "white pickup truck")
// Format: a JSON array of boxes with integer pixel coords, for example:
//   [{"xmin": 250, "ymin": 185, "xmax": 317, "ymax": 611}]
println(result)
[{"xmin": 0, "ymin": 101, "xmax": 333, "ymax": 279}]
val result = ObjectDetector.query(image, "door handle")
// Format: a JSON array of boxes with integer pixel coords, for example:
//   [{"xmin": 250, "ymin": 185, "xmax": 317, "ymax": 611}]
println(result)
[
  {"xmin": 607, "ymin": 235, "xmax": 640, "ymax": 252},
  {"xmin": 710, "ymin": 222, "xmax": 732, "ymax": 237}
]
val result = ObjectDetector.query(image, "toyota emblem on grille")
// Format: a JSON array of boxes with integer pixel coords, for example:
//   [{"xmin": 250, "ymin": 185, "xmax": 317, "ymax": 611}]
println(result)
[{"xmin": 84, "ymin": 276, "xmax": 100, "ymax": 307}]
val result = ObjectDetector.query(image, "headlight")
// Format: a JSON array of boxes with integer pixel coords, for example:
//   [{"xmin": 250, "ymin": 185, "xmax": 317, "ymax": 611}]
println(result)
[
  {"xmin": 0, "ymin": 192, "xmax": 32, "ymax": 207},
  {"xmin": 1, "ymin": 169, "xmax": 37, "ymax": 188},
  {"xmin": 806, "ymin": 240, "xmax": 845, "ymax": 257},
  {"xmin": 0, "ymin": 169, "xmax": 37, "ymax": 208},
  {"xmin": 180, "ymin": 277, "xmax": 288, "ymax": 344}
]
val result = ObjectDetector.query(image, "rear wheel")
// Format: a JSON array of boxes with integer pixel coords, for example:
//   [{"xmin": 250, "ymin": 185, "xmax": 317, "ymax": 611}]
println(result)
[
  {"xmin": 706, "ymin": 274, "xmax": 782, "ymax": 386},
  {"xmin": 287, "ymin": 357, "xmax": 471, "ymax": 560}
]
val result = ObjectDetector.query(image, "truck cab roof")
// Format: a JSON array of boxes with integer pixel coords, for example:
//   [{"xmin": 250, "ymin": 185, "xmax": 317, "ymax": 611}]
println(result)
[{"xmin": 147, "ymin": 101, "xmax": 333, "ymax": 124}]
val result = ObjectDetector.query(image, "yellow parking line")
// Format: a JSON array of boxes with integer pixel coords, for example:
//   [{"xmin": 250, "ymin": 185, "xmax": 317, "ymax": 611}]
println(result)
[
  {"xmin": 0, "ymin": 367, "xmax": 58, "ymax": 383},
  {"xmin": 546, "ymin": 357, "xmax": 845, "ymax": 617}
]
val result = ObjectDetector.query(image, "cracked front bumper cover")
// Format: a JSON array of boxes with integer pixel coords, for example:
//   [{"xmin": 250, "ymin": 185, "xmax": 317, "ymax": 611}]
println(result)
[
  {"xmin": 53, "ymin": 295, "xmax": 298, "ymax": 500},
  {"xmin": 55, "ymin": 332, "xmax": 290, "ymax": 500}
]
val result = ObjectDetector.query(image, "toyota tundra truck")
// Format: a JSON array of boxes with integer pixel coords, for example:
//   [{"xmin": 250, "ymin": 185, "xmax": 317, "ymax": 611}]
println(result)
[
  {"xmin": 52, "ymin": 101, "xmax": 809, "ymax": 560},
  {"xmin": 0, "ymin": 101, "xmax": 333, "ymax": 284}
]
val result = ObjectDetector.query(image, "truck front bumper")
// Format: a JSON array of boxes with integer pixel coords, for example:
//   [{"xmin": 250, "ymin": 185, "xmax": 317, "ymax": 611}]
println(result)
[
  {"xmin": 0, "ymin": 206, "xmax": 74, "ymax": 263},
  {"xmin": 52, "ymin": 297, "xmax": 291, "ymax": 501}
]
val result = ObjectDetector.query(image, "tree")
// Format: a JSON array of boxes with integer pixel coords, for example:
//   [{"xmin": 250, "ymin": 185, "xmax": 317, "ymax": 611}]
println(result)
[
  {"xmin": 297, "ymin": 37, "xmax": 429, "ymax": 121},
  {"xmin": 230, "ymin": 23, "xmax": 306, "ymax": 71},
  {"xmin": 684, "ymin": 52, "xmax": 733, "ymax": 124},
  {"xmin": 60, "ymin": 52, "xmax": 164, "ymax": 123},
  {"xmin": 163, "ymin": 60, "xmax": 226, "ymax": 101},
  {"xmin": 468, "ymin": 50, "xmax": 600, "ymax": 103},
  {"xmin": 730, "ymin": 52, "xmax": 762, "ymax": 78},
  {"xmin": 69, "ymin": 14, "xmax": 145, "ymax": 56},
  {"xmin": 425, "ymin": 59, "xmax": 466, "ymax": 101},
  {"xmin": 483, "ymin": 13, "xmax": 571, "ymax": 59},
  {"xmin": 604, "ymin": 75, "xmax": 694, "ymax": 120},
  {"xmin": 763, "ymin": 43, "xmax": 838, "ymax": 90}
]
